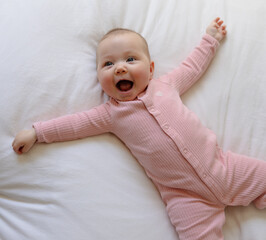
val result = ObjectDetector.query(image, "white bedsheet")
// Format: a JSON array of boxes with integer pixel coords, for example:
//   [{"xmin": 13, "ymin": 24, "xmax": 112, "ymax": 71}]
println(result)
[{"xmin": 1, "ymin": 0, "xmax": 265, "ymax": 239}]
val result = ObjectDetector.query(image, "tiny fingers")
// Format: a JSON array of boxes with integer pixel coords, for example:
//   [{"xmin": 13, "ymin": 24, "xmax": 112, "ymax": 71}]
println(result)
[
  {"xmin": 215, "ymin": 21, "xmax": 224, "ymax": 29},
  {"xmin": 214, "ymin": 17, "xmax": 220, "ymax": 22},
  {"xmin": 218, "ymin": 20, "xmax": 224, "ymax": 26},
  {"xmin": 21, "ymin": 144, "xmax": 31, "ymax": 153},
  {"xmin": 13, "ymin": 144, "xmax": 22, "ymax": 154},
  {"xmin": 207, "ymin": 17, "xmax": 227, "ymax": 41},
  {"xmin": 12, "ymin": 140, "xmax": 24, "ymax": 154},
  {"xmin": 213, "ymin": 17, "xmax": 226, "ymax": 28},
  {"xmin": 221, "ymin": 25, "xmax": 227, "ymax": 35},
  {"xmin": 18, "ymin": 147, "xmax": 24, "ymax": 154}
]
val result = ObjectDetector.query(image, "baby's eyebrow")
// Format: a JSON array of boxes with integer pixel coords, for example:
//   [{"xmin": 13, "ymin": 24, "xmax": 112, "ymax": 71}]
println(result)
[{"xmin": 100, "ymin": 54, "xmax": 113, "ymax": 59}]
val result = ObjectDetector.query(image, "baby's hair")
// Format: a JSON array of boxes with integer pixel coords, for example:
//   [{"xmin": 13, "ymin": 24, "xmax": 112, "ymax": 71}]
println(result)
[{"xmin": 98, "ymin": 28, "xmax": 151, "ymax": 60}]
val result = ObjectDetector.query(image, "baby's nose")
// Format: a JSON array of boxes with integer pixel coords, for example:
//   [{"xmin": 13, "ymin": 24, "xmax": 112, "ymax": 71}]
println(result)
[{"xmin": 115, "ymin": 65, "xmax": 127, "ymax": 75}]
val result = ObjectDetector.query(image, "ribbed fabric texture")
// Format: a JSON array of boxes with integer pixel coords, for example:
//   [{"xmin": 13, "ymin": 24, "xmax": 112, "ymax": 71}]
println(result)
[{"xmin": 33, "ymin": 34, "xmax": 266, "ymax": 239}]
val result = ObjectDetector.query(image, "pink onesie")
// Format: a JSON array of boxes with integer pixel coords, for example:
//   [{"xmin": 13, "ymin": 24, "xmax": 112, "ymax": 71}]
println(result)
[{"xmin": 33, "ymin": 34, "xmax": 266, "ymax": 240}]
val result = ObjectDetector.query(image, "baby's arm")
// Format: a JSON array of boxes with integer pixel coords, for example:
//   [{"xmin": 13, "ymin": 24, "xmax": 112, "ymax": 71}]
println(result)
[
  {"xmin": 12, "ymin": 103, "xmax": 112, "ymax": 154},
  {"xmin": 162, "ymin": 17, "xmax": 226, "ymax": 95},
  {"xmin": 12, "ymin": 129, "xmax": 37, "ymax": 154}
]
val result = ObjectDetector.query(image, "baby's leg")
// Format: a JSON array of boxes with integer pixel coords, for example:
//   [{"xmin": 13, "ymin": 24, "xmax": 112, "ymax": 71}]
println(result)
[
  {"xmin": 223, "ymin": 151, "xmax": 266, "ymax": 208},
  {"xmin": 165, "ymin": 190, "xmax": 225, "ymax": 240}
]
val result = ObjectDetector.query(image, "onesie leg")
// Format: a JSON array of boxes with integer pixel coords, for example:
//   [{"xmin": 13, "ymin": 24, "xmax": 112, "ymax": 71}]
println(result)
[
  {"xmin": 165, "ymin": 190, "xmax": 225, "ymax": 240},
  {"xmin": 222, "ymin": 151, "xmax": 266, "ymax": 209}
]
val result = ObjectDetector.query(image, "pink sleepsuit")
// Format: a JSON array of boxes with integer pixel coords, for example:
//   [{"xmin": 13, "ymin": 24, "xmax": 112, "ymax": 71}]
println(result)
[{"xmin": 33, "ymin": 34, "xmax": 266, "ymax": 240}]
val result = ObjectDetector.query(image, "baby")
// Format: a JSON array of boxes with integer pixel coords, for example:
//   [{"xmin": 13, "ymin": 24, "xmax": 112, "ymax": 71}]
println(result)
[{"xmin": 13, "ymin": 18, "xmax": 266, "ymax": 240}]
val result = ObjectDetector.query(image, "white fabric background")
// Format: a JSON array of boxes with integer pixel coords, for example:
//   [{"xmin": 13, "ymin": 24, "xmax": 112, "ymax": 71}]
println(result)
[{"xmin": 0, "ymin": 0, "xmax": 265, "ymax": 239}]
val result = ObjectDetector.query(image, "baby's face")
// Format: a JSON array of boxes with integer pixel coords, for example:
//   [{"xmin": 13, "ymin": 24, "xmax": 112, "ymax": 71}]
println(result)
[{"xmin": 97, "ymin": 32, "xmax": 154, "ymax": 101}]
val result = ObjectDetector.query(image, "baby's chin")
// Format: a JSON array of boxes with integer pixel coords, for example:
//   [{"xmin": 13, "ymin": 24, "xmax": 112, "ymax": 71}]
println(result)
[
  {"xmin": 114, "ymin": 95, "xmax": 137, "ymax": 102},
  {"xmin": 110, "ymin": 91, "xmax": 139, "ymax": 102}
]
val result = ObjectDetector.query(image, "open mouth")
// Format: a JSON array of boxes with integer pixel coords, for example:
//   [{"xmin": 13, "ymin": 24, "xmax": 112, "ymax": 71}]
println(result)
[{"xmin": 116, "ymin": 80, "xmax": 133, "ymax": 92}]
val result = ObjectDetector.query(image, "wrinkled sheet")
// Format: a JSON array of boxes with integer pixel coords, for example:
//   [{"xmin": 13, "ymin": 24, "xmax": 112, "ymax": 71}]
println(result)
[{"xmin": 0, "ymin": 0, "xmax": 265, "ymax": 239}]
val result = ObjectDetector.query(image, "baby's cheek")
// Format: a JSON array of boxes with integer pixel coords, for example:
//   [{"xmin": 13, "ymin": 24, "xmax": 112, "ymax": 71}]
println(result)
[
  {"xmin": 101, "ymin": 82, "xmax": 112, "ymax": 94},
  {"xmin": 100, "ymin": 79, "xmax": 116, "ymax": 98},
  {"xmin": 135, "ymin": 67, "xmax": 150, "ymax": 80}
]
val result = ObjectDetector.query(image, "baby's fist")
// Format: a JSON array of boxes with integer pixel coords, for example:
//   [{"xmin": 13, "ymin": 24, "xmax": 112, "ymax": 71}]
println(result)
[
  {"xmin": 206, "ymin": 17, "xmax": 227, "ymax": 42},
  {"xmin": 12, "ymin": 129, "xmax": 37, "ymax": 154}
]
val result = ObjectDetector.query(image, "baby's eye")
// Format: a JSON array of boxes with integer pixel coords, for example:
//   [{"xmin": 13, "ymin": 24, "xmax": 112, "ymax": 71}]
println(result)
[
  {"xmin": 126, "ymin": 57, "xmax": 135, "ymax": 62},
  {"xmin": 104, "ymin": 61, "xmax": 113, "ymax": 67}
]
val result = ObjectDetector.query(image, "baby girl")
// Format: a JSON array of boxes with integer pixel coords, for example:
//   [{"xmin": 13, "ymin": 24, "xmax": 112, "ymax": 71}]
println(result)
[{"xmin": 13, "ymin": 18, "xmax": 266, "ymax": 240}]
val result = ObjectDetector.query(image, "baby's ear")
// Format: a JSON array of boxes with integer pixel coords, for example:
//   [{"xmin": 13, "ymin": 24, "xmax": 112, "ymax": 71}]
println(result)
[{"xmin": 149, "ymin": 61, "xmax": 155, "ymax": 79}]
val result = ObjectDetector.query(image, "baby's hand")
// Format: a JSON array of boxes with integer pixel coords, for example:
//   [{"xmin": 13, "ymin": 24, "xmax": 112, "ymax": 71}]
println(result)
[
  {"xmin": 12, "ymin": 129, "xmax": 37, "ymax": 154},
  {"xmin": 206, "ymin": 17, "xmax": 227, "ymax": 42}
]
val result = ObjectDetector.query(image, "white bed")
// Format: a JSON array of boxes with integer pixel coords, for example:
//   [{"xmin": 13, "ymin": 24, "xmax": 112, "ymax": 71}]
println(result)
[{"xmin": 1, "ymin": 0, "xmax": 266, "ymax": 239}]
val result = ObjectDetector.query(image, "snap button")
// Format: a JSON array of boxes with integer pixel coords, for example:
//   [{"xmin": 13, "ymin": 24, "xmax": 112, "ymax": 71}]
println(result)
[
  {"xmin": 155, "ymin": 91, "xmax": 163, "ymax": 97},
  {"xmin": 164, "ymin": 124, "xmax": 169, "ymax": 130},
  {"xmin": 203, "ymin": 173, "xmax": 207, "ymax": 178},
  {"xmin": 183, "ymin": 148, "xmax": 188, "ymax": 154}
]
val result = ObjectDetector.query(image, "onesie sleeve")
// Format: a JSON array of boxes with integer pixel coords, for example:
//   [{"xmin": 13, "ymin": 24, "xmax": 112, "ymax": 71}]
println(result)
[
  {"xmin": 33, "ymin": 103, "xmax": 112, "ymax": 143},
  {"xmin": 161, "ymin": 34, "xmax": 219, "ymax": 96}
]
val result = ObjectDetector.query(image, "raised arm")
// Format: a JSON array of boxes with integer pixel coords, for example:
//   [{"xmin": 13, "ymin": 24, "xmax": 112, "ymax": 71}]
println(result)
[
  {"xmin": 163, "ymin": 18, "xmax": 226, "ymax": 95},
  {"xmin": 12, "ymin": 104, "xmax": 112, "ymax": 154}
]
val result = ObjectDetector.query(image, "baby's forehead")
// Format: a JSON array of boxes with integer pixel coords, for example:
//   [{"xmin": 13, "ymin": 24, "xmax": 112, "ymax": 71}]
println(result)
[
  {"xmin": 97, "ymin": 31, "xmax": 150, "ymax": 60},
  {"xmin": 99, "ymin": 31, "xmax": 144, "ymax": 47},
  {"xmin": 100, "ymin": 29, "xmax": 144, "ymax": 42}
]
